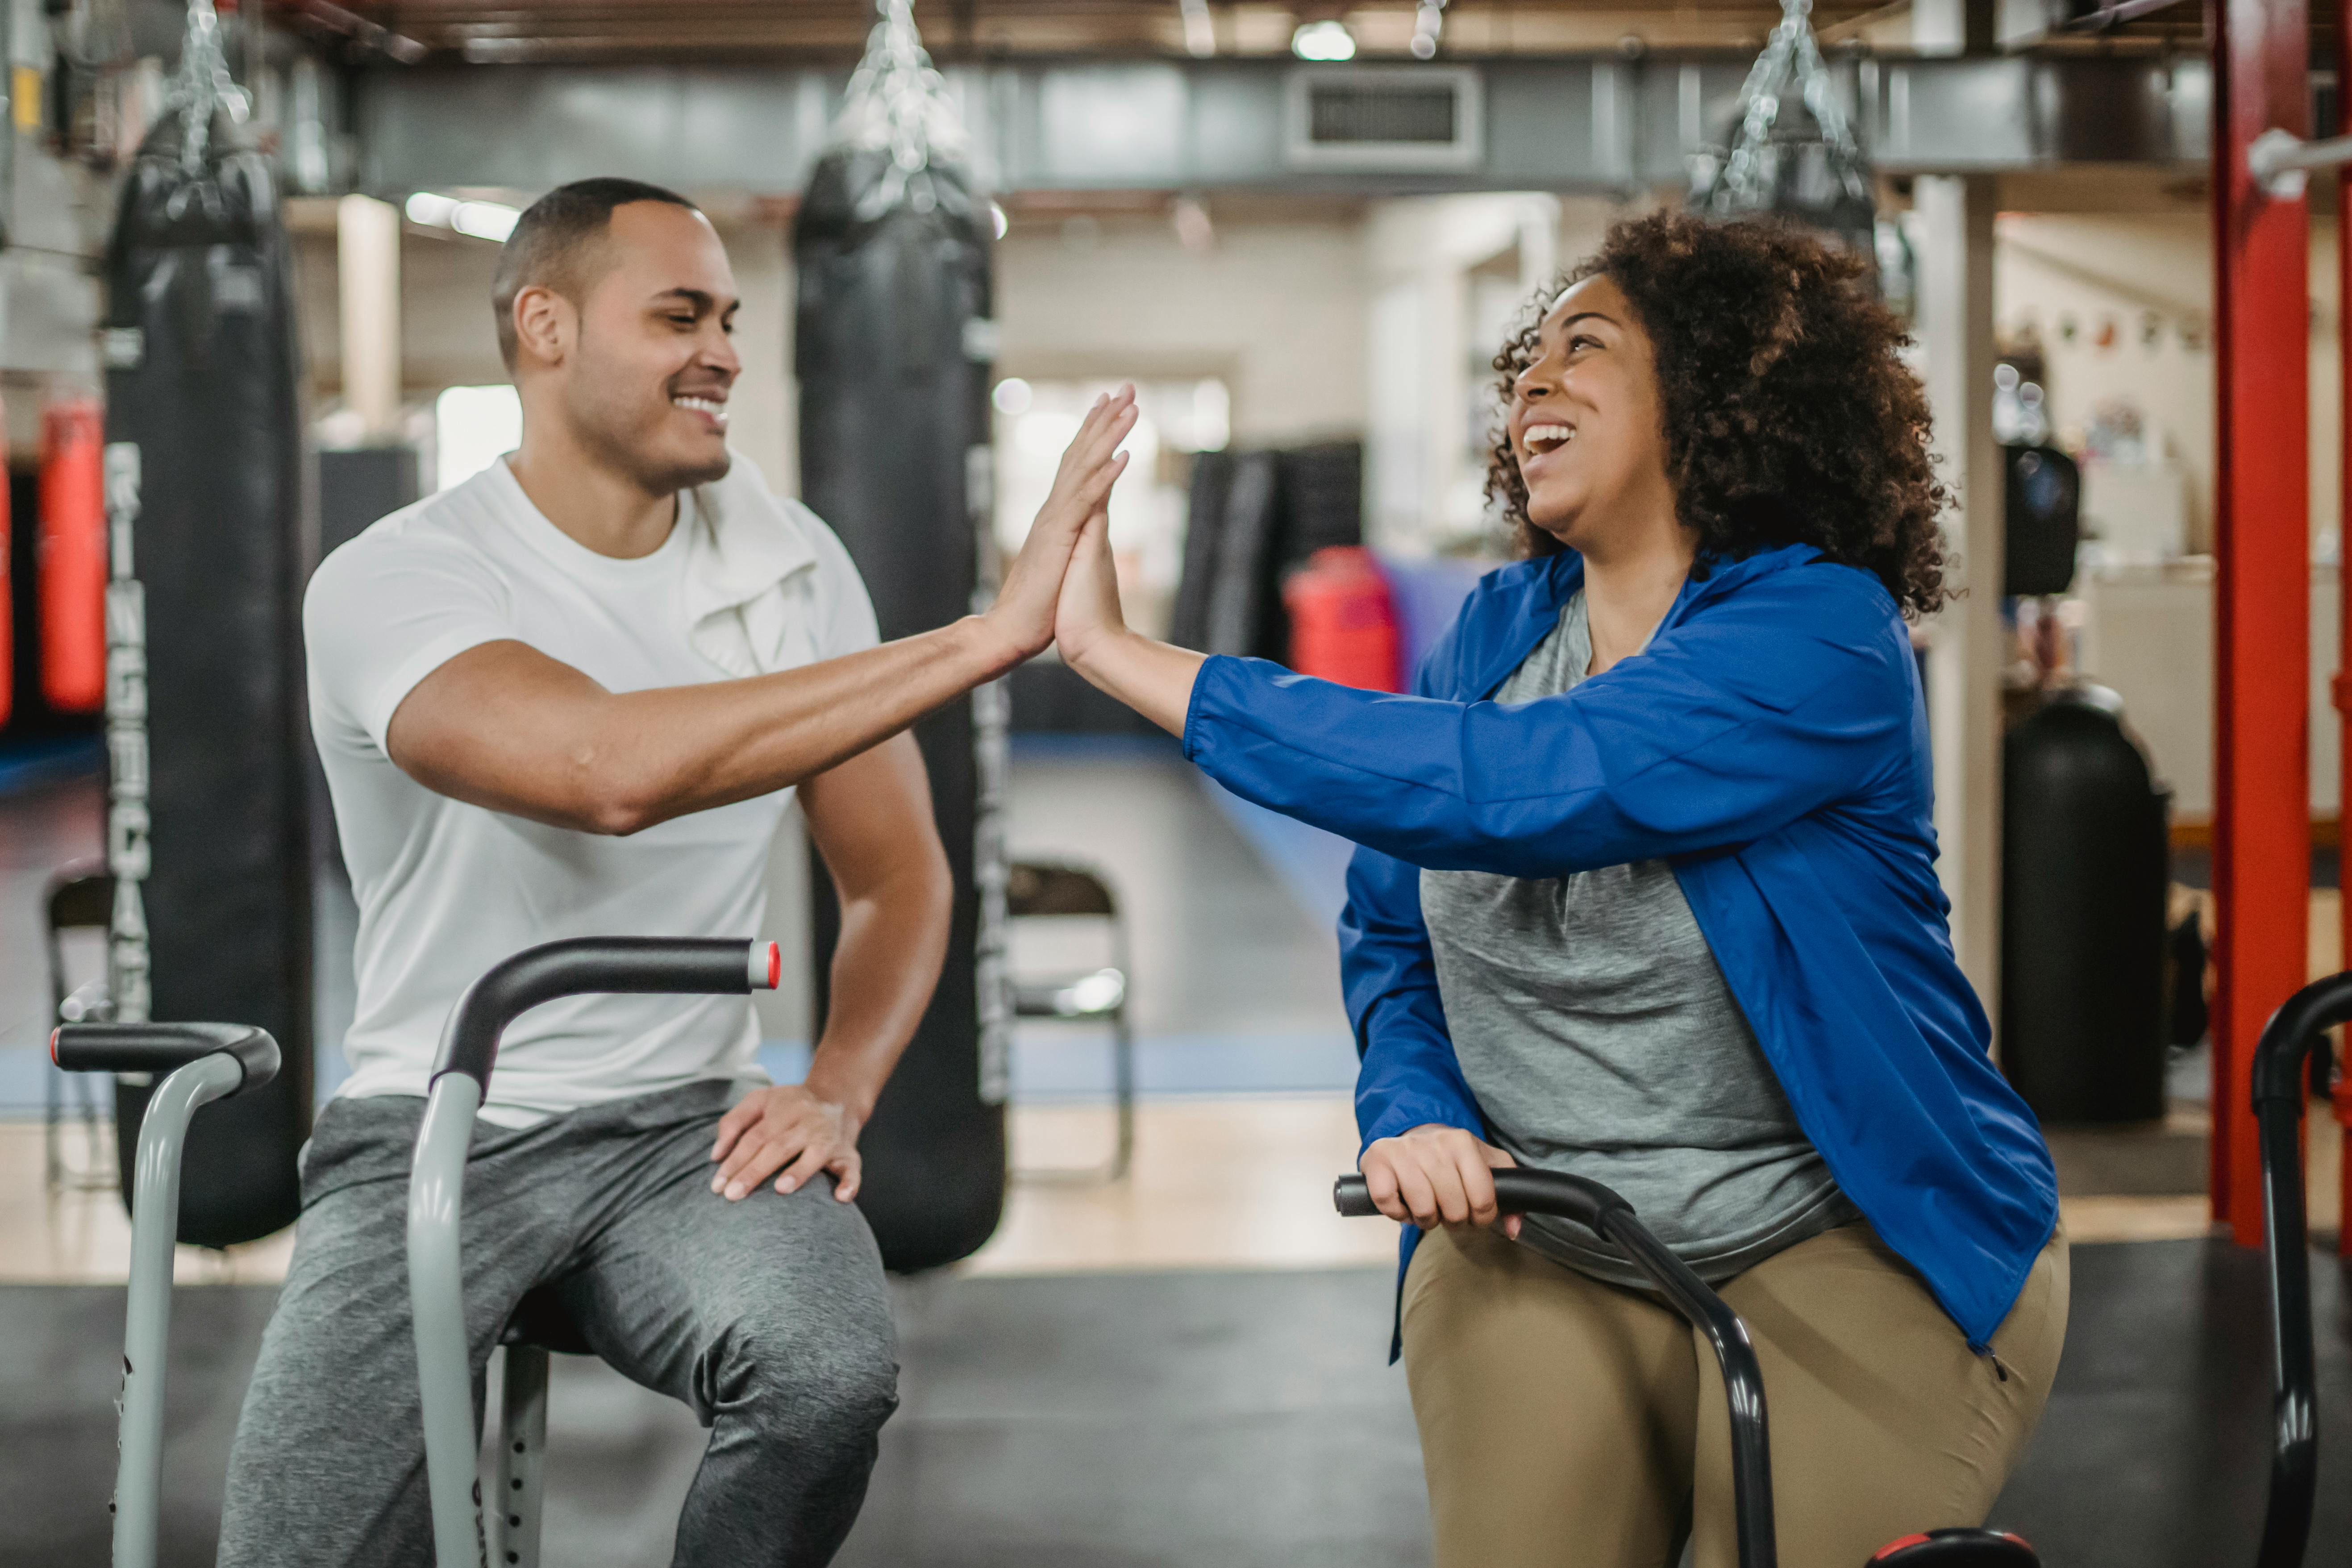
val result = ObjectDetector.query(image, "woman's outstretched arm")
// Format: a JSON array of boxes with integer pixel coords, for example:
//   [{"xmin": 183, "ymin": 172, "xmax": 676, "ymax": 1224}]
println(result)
[{"xmin": 1056, "ymin": 512, "xmax": 1911, "ymax": 879}]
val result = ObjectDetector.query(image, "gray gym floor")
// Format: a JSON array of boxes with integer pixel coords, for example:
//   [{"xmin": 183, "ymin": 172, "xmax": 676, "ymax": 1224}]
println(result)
[{"xmin": 3, "ymin": 1240, "xmax": 2350, "ymax": 1567}]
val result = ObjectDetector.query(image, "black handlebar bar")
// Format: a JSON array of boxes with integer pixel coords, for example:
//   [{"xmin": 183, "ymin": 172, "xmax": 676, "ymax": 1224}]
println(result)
[
  {"xmin": 52, "ymin": 1022, "xmax": 280, "ymax": 1094},
  {"xmin": 430, "ymin": 936, "xmax": 781, "ymax": 1092},
  {"xmin": 1334, "ymin": 1169, "xmax": 1779, "ymax": 1568},
  {"xmin": 1335, "ymin": 1168, "xmax": 1632, "ymax": 1233},
  {"xmin": 2250, "ymin": 973, "xmax": 2350, "ymax": 1568}
]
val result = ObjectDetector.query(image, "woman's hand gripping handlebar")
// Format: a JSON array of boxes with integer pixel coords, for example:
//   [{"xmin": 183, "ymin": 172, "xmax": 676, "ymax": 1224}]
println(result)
[
  {"xmin": 1356, "ymin": 1124, "xmax": 1525, "ymax": 1238},
  {"xmin": 1334, "ymin": 1166, "xmax": 1783, "ymax": 1568}
]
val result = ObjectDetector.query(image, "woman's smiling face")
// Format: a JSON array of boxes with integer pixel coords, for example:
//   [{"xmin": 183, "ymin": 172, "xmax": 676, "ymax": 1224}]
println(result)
[{"xmin": 1507, "ymin": 273, "xmax": 1674, "ymax": 553}]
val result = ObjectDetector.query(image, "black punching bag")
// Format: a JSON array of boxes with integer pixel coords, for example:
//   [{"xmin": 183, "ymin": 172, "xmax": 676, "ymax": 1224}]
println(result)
[
  {"xmin": 795, "ymin": 143, "xmax": 1005, "ymax": 1270},
  {"xmin": 2000, "ymin": 685, "xmax": 2169, "ymax": 1123},
  {"xmin": 102, "ymin": 108, "xmax": 312, "ymax": 1245}
]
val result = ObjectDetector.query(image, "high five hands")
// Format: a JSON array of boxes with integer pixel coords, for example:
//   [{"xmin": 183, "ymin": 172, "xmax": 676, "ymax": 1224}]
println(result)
[
  {"xmin": 979, "ymin": 386, "xmax": 1136, "ymax": 665},
  {"xmin": 984, "ymin": 381, "xmax": 1208, "ymax": 731}
]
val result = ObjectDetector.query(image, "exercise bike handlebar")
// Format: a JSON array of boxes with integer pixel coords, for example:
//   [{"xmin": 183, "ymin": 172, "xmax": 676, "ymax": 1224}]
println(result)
[
  {"xmin": 51, "ymin": 1020, "xmax": 280, "ymax": 1092},
  {"xmin": 2249, "ymin": 972, "xmax": 2351, "ymax": 1568},
  {"xmin": 412, "ymin": 936, "xmax": 780, "ymax": 1568},
  {"xmin": 430, "ymin": 935, "xmax": 782, "ymax": 1092},
  {"xmin": 1334, "ymin": 1170, "xmax": 1779, "ymax": 1568}
]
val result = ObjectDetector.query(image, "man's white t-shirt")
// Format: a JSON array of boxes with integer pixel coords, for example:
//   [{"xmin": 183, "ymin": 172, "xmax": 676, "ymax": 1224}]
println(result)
[{"xmin": 306, "ymin": 453, "xmax": 879, "ymax": 1126}]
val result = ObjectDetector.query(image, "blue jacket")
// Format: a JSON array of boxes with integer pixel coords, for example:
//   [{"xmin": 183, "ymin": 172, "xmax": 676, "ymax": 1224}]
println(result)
[{"xmin": 1180, "ymin": 543, "xmax": 2057, "ymax": 1354}]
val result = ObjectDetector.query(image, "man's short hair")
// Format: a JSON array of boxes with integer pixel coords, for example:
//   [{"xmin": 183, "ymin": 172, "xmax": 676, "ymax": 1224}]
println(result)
[{"xmin": 490, "ymin": 177, "xmax": 700, "ymax": 370}]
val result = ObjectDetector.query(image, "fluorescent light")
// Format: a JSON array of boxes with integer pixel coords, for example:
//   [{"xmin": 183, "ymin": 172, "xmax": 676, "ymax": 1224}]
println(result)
[
  {"xmin": 407, "ymin": 191, "xmax": 521, "ymax": 242},
  {"xmin": 1179, "ymin": 0, "xmax": 1216, "ymax": 57},
  {"xmin": 450, "ymin": 200, "xmax": 520, "ymax": 242},
  {"xmin": 1291, "ymin": 19, "xmax": 1356, "ymax": 60},
  {"xmin": 1411, "ymin": 0, "xmax": 1446, "ymax": 58}
]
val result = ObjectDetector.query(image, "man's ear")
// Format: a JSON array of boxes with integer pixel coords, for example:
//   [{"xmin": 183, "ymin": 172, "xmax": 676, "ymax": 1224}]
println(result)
[{"xmin": 511, "ymin": 284, "xmax": 573, "ymax": 369}]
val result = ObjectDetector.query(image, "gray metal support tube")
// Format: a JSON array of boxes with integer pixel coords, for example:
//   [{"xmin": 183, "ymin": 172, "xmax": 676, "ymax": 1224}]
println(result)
[
  {"xmin": 492, "ymin": 1346, "xmax": 550, "ymax": 1568},
  {"xmin": 407, "ymin": 1072, "xmax": 483, "ymax": 1568},
  {"xmin": 114, "ymin": 1051, "xmax": 245, "ymax": 1568}
]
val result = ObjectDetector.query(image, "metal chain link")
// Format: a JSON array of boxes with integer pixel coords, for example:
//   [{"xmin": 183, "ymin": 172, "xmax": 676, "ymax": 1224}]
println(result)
[
  {"xmin": 163, "ymin": 0, "xmax": 250, "ymax": 171},
  {"xmin": 831, "ymin": 0, "xmax": 971, "ymax": 219},
  {"xmin": 1694, "ymin": 0, "xmax": 1872, "ymax": 222}
]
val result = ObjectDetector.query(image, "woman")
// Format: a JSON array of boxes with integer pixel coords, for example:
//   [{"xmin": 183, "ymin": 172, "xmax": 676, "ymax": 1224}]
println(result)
[{"xmin": 1052, "ymin": 211, "xmax": 2065, "ymax": 1567}]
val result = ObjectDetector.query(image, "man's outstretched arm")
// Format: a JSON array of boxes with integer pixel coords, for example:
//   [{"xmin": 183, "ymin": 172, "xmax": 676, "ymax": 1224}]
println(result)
[
  {"xmin": 707, "ymin": 732, "xmax": 949, "ymax": 1202},
  {"xmin": 385, "ymin": 388, "xmax": 1137, "ymax": 836}
]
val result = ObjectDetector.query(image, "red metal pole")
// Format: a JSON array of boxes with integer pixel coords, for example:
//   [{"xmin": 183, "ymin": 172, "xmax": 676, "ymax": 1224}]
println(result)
[
  {"xmin": 2338, "ymin": 9, "xmax": 2352, "ymax": 1257},
  {"xmin": 2212, "ymin": 0, "xmax": 2312, "ymax": 1246}
]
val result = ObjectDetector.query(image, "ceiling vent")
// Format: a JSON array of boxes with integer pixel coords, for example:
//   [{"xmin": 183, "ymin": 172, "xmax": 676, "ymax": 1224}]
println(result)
[{"xmin": 1283, "ymin": 67, "xmax": 1484, "ymax": 171}]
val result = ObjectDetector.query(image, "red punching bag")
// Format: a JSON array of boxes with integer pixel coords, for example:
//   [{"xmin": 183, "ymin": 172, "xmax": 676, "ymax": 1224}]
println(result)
[
  {"xmin": 38, "ymin": 399, "xmax": 105, "ymax": 714},
  {"xmin": 1282, "ymin": 546, "xmax": 1402, "ymax": 692}
]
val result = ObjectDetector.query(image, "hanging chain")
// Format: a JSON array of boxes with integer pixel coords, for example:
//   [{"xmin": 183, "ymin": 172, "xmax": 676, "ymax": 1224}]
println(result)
[
  {"xmin": 163, "ymin": 0, "xmax": 250, "ymax": 171},
  {"xmin": 832, "ymin": 0, "xmax": 970, "ymax": 218},
  {"xmin": 1700, "ymin": 0, "xmax": 1869, "ymax": 217}
]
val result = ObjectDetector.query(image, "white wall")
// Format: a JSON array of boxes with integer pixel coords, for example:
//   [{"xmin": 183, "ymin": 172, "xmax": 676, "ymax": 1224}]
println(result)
[
  {"xmin": 1993, "ymin": 211, "xmax": 2343, "ymax": 557},
  {"xmin": 1361, "ymin": 193, "xmax": 1634, "ymax": 555},
  {"xmin": 991, "ymin": 208, "xmax": 1368, "ymax": 448}
]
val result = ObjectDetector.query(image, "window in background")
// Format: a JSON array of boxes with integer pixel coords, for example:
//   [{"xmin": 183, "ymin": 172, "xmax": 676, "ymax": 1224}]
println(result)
[
  {"xmin": 991, "ymin": 378, "xmax": 1228, "ymax": 641},
  {"xmin": 433, "ymin": 383, "xmax": 523, "ymax": 493}
]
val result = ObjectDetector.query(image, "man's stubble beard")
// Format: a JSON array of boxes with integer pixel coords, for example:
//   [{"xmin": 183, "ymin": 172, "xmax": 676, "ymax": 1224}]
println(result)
[{"xmin": 564, "ymin": 342, "xmax": 732, "ymax": 497}]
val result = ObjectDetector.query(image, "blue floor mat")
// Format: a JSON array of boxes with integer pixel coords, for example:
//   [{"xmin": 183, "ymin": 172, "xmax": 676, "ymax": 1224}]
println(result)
[{"xmin": 0, "ymin": 735, "xmax": 101, "ymax": 797}]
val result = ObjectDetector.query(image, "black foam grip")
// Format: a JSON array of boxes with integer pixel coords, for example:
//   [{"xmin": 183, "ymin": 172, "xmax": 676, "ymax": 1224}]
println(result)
[
  {"xmin": 433, "ymin": 937, "xmax": 757, "ymax": 1093},
  {"xmin": 53, "ymin": 1022, "xmax": 280, "ymax": 1094}
]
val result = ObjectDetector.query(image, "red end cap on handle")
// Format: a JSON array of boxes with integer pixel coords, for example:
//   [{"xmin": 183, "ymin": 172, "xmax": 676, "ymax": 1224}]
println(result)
[
  {"xmin": 763, "ymin": 940, "xmax": 781, "ymax": 991},
  {"xmin": 47, "ymin": 1027, "xmax": 58, "ymax": 1065}
]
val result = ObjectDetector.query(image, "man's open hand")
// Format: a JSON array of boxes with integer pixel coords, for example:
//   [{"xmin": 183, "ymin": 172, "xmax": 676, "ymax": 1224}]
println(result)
[{"xmin": 709, "ymin": 1085, "xmax": 864, "ymax": 1202}]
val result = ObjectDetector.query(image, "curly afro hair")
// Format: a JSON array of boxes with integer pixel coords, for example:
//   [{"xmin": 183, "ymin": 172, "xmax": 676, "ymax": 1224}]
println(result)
[{"xmin": 1486, "ymin": 210, "xmax": 1949, "ymax": 618}]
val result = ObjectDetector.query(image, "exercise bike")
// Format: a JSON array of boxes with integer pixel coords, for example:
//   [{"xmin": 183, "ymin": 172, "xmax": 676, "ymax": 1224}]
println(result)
[
  {"xmin": 49, "ymin": 1019, "xmax": 281, "ymax": 1568},
  {"xmin": 1335, "ymin": 968, "xmax": 2347, "ymax": 1568}
]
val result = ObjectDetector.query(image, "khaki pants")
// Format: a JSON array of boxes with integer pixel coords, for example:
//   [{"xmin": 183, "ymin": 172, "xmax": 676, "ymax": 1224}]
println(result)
[{"xmin": 1400, "ymin": 1219, "xmax": 2069, "ymax": 1568}]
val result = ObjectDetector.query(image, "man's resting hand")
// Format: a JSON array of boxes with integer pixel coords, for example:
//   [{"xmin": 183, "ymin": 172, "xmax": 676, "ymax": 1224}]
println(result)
[{"xmin": 710, "ymin": 1085, "xmax": 864, "ymax": 1202}]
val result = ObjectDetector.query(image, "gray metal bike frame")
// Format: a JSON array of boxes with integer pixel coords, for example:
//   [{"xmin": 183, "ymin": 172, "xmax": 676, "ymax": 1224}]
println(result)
[
  {"xmin": 115, "ymin": 1051, "xmax": 245, "ymax": 1568},
  {"xmin": 408, "ymin": 1072, "xmax": 484, "ymax": 1567},
  {"xmin": 494, "ymin": 1344, "xmax": 550, "ymax": 1568}
]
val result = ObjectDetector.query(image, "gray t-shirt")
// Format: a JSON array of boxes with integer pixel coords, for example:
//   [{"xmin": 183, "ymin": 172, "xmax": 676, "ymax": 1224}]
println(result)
[{"xmin": 1418, "ymin": 592, "xmax": 1856, "ymax": 1289}]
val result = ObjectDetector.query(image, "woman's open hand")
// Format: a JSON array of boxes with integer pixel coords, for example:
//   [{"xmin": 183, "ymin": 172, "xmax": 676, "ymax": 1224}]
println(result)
[
  {"xmin": 1053, "ymin": 505, "xmax": 1128, "ymax": 670},
  {"xmin": 980, "ymin": 386, "xmax": 1134, "ymax": 664},
  {"xmin": 1359, "ymin": 1124, "xmax": 1521, "ymax": 1237}
]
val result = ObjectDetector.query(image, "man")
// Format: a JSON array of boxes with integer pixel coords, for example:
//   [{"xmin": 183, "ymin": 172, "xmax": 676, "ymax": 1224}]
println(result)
[{"xmin": 216, "ymin": 178, "xmax": 1133, "ymax": 1565}]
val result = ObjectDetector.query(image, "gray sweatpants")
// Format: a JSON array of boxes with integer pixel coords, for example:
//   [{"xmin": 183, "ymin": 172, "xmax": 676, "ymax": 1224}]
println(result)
[{"xmin": 216, "ymin": 1080, "xmax": 899, "ymax": 1568}]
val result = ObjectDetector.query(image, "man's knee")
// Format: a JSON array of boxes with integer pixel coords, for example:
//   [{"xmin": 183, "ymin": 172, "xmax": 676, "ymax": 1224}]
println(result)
[{"xmin": 704, "ymin": 1308, "xmax": 899, "ymax": 1444}]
